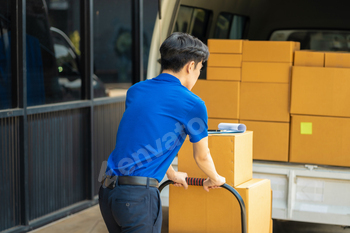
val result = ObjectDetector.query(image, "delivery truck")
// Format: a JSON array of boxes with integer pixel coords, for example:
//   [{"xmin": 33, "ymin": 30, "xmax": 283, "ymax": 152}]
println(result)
[{"xmin": 148, "ymin": 0, "xmax": 350, "ymax": 228}]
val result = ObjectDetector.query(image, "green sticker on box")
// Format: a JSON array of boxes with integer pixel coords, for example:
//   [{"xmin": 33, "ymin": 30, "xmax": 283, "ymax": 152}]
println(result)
[{"xmin": 300, "ymin": 122, "xmax": 312, "ymax": 135}]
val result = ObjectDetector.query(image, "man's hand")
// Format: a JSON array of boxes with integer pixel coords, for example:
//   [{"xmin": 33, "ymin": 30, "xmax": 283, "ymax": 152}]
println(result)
[
  {"xmin": 203, "ymin": 175, "xmax": 225, "ymax": 192},
  {"xmin": 167, "ymin": 170, "xmax": 188, "ymax": 190}
]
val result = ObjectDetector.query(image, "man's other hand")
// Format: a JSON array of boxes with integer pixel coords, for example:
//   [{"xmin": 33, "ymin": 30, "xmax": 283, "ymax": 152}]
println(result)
[
  {"xmin": 167, "ymin": 171, "xmax": 188, "ymax": 189},
  {"xmin": 203, "ymin": 175, "xmax": 225, "ymax": 192}
]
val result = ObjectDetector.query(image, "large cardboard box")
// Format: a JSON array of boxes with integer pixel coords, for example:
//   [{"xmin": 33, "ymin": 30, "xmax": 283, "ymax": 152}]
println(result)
[
  {"xmin": 269, "ymin": 190, "xmax": 273, "ymax": 233},
  {"xmin": 290, "ymin": 115, "xmax": 350, "ymax": 167},
  {"xmin": 208, "ymin": 54, "xmax": 242, "ymax": 67},
  {"xmin": 240, "ymin": 82, "xmax": 290, "ymax": 122},
  {"xmin": 208, "ymin": 39, "xmax": 243, "ymax": 54},
  {"xmin": 178, "ymin": 132, "xmax": 253, "ymax": 187},
  {"xmin": 207, "ymin": 67, "xmax": 241, "ymax": 81},
  {"xmin": 208, "ymin": 118, "xmax": 239, "ymax": 130},
  {"xmin": 242, "ymin": 62, "xmax": 291, "ymax": 83},
  {"xmin": 269, "ymin": 219, "xmax": 273, "ymax": 233},
  {"xmin": 169, "ymin": 179, "xmax": 272, "ymax": 233},
  {"xmin": 242, "ymin": 41, "xmax": 300, "ymax": 63},
  {"xmin": 192, "ymin": 80, "xmax": 240, "ymax": 119},
  {"xmin": 325, "ymin": 52, "xmax": 350, "ymax": 68},
  {"xmin": 294, "ymin": 50, "xmax": 325, "ymax": 67},
  {"xmin": 290, "ymin": 66, "xmax": 350, "ymax": 117},
  {"xmin": 240, "ymin": 120, "xmax": 289, "ymax": 162}
]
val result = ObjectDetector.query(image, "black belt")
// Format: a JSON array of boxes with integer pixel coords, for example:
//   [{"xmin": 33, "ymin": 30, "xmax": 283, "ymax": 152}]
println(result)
[{"xmin": 102, "ymin": 175, "xmax": 159, "ymax": 189}]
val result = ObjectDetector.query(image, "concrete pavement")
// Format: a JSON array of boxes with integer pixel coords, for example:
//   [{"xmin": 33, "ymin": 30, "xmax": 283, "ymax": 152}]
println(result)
[
  {"xmin": 29, "ymin": 205, "xmax": 169, "ymax": 233},
  {"xmin": 29, "ymin": 204, "xmax": 350, "ymax": 233}
]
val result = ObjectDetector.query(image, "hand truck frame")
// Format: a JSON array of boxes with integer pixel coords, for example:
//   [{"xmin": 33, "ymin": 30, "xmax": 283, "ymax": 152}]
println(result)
[{"xmin": 158, "ymin": 177, "xmax": 247, "ymax": 233}]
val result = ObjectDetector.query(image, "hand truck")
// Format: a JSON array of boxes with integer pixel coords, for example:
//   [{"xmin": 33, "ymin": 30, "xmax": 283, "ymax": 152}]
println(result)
[{"xmin": 158, "ymin": 177, "xmax": 247, "ymax": 233}]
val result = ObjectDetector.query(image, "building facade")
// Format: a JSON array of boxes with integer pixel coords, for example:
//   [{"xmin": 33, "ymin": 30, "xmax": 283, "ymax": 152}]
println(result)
[{"xmin": 0, "ymin": 0, "xmax": 157, "ymax": 232}]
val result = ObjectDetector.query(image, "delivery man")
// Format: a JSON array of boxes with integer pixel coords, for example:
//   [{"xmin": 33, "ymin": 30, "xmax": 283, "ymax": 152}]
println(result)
[{"xmin": 99, "ymin": 32, "xmax": 226, "ymax": 233}]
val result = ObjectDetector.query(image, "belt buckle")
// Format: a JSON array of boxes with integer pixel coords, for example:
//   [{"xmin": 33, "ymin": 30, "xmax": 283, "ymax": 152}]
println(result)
[{"xmin": 103, "ymin": 175, "xmax": 117, "ymax": 189}]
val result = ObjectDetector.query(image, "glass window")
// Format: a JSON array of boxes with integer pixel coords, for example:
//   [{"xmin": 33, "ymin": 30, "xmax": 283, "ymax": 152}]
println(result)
[
  {"xmin": 173, "ymin": 6, "xmax": 193, "ymax": 34},
  {"xmin": 0, "ymin": 0, "xmax": 11, "ymax": 110},
  {"xmin": 229, "ymin": 15, "xmax": 247, "ymax": 39},
  {"xmin": 214, "ymin": 13, "xmax": 232, "ymax": 39},
  {"xmin": 173, "ymin": 5, "xmax": 212, "ymax": 80},
  {"xmin": 26, "ymin": 0, "xmax": 82, "ymax": 106},
  {"xmin": 94, "ymin": 0, "xmax": 132, "ymax": 96},
  {"xmin": 270, "ymin": 29, "xmax": 350, "ymax": 52},
  {"xmin": 191, "ymin": 8, "xmax": 211, "ymax": 43},
  {"xmin": 51, "ymin": 27, "xmax": 82, "ymax": 100},
  {"xmin": 213, "ymin": 12, "xmax": 248, "ymax": 40},
  {"xmin": 174, "ymin": 6, "xmax": 211, "ymax": 43},
  {"xmin": 93, "ymin": 0, "xmax": 158, "ymax": 98}
]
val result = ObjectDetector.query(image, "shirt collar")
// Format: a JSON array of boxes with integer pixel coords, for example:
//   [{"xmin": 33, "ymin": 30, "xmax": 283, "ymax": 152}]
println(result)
[{"xmin": 153, "ymin": 73, "xmax": 182, "ymax": 85}]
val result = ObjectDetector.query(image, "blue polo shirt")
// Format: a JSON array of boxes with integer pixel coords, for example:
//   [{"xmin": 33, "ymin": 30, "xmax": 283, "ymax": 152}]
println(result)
[{"xmin": 106, "ymin": 73, "xmax": 208, "ymax": 182}]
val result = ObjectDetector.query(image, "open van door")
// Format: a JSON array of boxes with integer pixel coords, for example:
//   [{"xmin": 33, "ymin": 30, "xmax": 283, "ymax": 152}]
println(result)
[{"xmin": 147, "ymin": 0, "xmax": 249, "ymax": 79}]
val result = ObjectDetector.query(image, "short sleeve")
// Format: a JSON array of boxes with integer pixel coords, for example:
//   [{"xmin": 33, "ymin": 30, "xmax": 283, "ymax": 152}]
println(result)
[
  {"xmin": 125, "ymin": 87, "xmax": 133, "ymax": 110},
  {"xmin": 184, "ymin": 100, "xmax": 208, "ymax": 143}
]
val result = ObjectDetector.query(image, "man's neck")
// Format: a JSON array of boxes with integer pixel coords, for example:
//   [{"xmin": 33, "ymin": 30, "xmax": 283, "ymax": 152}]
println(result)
[{"xmin": 162, "ymin": 70, "xmax": 188, "ymax": 89}]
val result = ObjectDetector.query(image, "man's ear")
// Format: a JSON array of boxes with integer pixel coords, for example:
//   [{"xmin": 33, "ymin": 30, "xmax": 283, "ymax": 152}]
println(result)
[
  {"xmin": 185, "ymin": 62, "xmax": 190, "ymax": 74},
  {"xmin": 187, "ymin": 61, "xmax": 195, "ymax": 73}
]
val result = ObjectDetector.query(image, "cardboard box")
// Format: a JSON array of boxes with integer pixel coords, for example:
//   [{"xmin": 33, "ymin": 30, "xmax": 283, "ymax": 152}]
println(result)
[
  {"xmin": 240, "ymin": 120, "xmax": 289, "ymax": 162},
  {"xmin": 269, "ymin": 190, "xmax": 273, "ymax": 233},
  {"xmin": 207, "ymin": 67, "xmax": 241, "ymax": 81},
  {"xmin": 294, "ymin": 50, "xmax": 325, "ymax": 67},
  {"xmin": 270, "ymin": 219, "xmax": 273, "ymax": 233},
  {"xmin": 325, "ymin": 52, "xmax": 350, "ymax": 68},
  {"xmin": 208, "ymin": 118, "xmax": 239, "ymax": 130},
  {"xmin": 242, "ymin": 62, "xmax": 292, "ymax": 83},
  {"xmin": 178, "ymin": 132, "xmax": 253, "ymax": 187},
  {"xmin": 169, "ymin": 179, "xmax": 272, "ymax": 233},
  {"xmin": 242, "ymin": 41, "xmax": 300, "ymax": 63},
  {"xmin": 208, "ymin": 54, "xmax": 242, "ymax": 67},
  {"xmin": 208, "ymin": 39, "xmax": 243, "ymax": 54},
  {"xmin": 290, "ymin": 115, "xmax": 350, "ymax": 167},
  {"xmin": 192, "ymin": 80, "xmax": 240, "ymax": 119},
  {"xmin": 291, "ymin": 66, "xmax": 350, "ymax": 117},
  {"xmin": 240, "ymin": 82, "xmax": 290, "ymax": 122}
]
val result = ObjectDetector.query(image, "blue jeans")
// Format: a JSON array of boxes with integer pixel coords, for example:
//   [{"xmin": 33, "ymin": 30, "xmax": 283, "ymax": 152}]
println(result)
[{"xmin": 99, "ymin": 180, "xmax": 162, "ymax": 233}]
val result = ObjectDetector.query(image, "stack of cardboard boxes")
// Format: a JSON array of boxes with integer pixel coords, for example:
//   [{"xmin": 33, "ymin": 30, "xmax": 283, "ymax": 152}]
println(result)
[
  {"xmin": 193, "ymin": 40, "xmax": 300, "ymax": 162},
  {"xmin": 290, "ymin": 51, "xmax": 350, "ymax": 167},
  {"xmin": 192, "ymin": 39, "xmax": 350, "ymax": 167},
  {"xmin": 192, "ymin": 40, "xmax": 244, "ymax": 129},
  {"xmin": 169, "ymin": 132, "xmax": 273, "ymax": 233},
  {"xmin": 240, "ymin": 41, "xmax": 299, "ymax": 162},
  {"xmin": 169, "ymin": 39, "xmax": 350, "ymax": 232}
]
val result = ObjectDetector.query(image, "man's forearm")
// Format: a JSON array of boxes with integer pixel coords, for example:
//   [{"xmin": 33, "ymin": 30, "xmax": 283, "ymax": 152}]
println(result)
[
  {"xmin": 194, "ymin": 151, "xmax": 220, "ymax": 182},
  {"xmin": 166, "ymin": 165, "xmax": 176, "ymax": 180}
]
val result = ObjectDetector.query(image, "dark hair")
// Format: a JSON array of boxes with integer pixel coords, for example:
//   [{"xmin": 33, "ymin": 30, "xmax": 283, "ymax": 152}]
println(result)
[{"xmin": 159, "ymin": 32, "xmax": 209, "ymax": 73}]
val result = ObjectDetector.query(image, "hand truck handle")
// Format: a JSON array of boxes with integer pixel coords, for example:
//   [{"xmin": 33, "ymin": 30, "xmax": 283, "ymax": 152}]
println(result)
[{"xmin": 158, "ymin": 177, "xmax": 247, "ymax": 233}]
